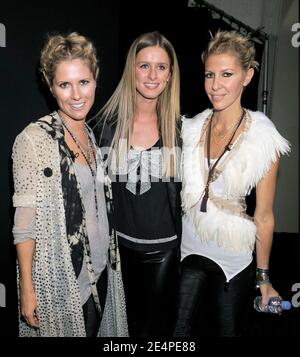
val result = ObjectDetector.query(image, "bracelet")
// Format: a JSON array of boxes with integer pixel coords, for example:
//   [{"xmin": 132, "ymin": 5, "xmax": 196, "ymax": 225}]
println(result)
[{"xmin": 255, "ymin": 268, "xmax": 270, "ymax": 289}]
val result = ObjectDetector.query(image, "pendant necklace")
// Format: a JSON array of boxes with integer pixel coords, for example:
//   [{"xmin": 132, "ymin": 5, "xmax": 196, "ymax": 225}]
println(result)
[
  {"xmin": 62, "ymin": 119, "xmax": 99, "ymax": 219},
  {"xmin": 199, "ymin": 109, "xmax": 245, "ymax": 212}
]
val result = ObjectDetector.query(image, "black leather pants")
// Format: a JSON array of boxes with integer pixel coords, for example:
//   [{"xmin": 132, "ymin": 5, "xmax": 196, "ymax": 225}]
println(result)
[
  {"xmin": 119, "ymin": 244, "xmax": 180, "ymax": 337},
  {"xmin": 174, "ymin": 255, "xmax": 254, "ymax": 337},
  {"xmin": 82, "ymin": 267, "xmax": 107, "ymax": 337}
]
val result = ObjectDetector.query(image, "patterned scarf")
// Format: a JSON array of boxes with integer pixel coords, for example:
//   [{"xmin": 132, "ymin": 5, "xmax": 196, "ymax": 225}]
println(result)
[{"xmin": 37, "ymin": 112, "xmax": 102, "ymax": 315}]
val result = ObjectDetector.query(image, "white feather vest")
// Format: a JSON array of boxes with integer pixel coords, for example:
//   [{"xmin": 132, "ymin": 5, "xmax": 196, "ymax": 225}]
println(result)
[{"xmin": 181, "ymin": 109, "xmax": 290, "ymax": 253}]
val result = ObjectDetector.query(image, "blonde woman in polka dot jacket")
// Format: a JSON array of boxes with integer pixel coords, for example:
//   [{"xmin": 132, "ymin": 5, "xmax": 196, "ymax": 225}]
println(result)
[{"xmin": 12, "ymin": 32, "xmax": 127, "ymax": 337}]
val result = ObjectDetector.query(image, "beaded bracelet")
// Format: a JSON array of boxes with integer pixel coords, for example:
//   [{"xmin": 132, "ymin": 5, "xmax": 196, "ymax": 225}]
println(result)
[{"xmin": 255, "ymin": 268, "xmax": 270, "ymax": 289}]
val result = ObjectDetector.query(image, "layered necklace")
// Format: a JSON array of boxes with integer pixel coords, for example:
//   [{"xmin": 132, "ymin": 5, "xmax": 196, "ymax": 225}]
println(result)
[
  {"xmin": 199, "ymin": 109, "xmax": 245, "ymax": 212},
  {"xmin": 61, "ymin": 118, "xmax": 99, "ymax": 219}
]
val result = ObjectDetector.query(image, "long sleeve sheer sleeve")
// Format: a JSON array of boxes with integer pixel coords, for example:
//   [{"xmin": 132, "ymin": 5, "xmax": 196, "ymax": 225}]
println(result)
[
  {"xmin": 13, "ymin": 207, "xmax": 36, "ymax": 244},
  {"xmin": 12, "ymin": 131, "xmax": 38, "ymax": 244}
]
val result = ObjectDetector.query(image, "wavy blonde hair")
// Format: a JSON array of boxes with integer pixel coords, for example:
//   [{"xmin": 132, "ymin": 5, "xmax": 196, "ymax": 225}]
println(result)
[
  {"xmin": 98, "ymin": 31, "xmax": 180, "ymax": 177},
  {"xmin": 40, "ymin": 32, "xmax": 99, "ymax": 86}
]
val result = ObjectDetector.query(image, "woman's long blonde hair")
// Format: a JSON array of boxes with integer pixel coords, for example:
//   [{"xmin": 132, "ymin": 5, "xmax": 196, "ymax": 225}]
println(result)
[{"xmin": 98, "ymin": 31, "xmax": 180, "ymax": 177}]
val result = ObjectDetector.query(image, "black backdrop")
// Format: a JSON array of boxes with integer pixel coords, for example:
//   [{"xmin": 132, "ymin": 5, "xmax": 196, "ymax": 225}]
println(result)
[{"xmin": 0, "ymin": 0, "xmax": 263, "ymax": 336}]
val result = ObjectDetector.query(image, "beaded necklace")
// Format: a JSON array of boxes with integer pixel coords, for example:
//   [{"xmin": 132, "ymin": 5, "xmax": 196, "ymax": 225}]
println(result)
[{"xmin": 62, "ymin": 119, "xmax": 99, "ymax": 219}]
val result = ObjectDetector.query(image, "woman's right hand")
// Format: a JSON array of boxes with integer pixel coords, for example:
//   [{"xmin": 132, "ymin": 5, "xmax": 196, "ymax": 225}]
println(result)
[{"xmin": 20, "ymin": 286, "xmax": 39, "ymax": 328}]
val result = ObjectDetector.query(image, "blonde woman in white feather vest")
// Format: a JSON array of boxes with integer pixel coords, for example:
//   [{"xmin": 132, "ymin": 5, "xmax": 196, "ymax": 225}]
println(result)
[{"xmin": 174, "ymin": 30, "xmax": 290, "ymax": 337}]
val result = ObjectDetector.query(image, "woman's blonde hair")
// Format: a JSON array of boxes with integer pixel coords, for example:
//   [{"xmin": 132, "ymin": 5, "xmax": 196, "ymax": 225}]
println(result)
[
  {"xmin": 98, "ymin": 31, "xmax": 180, "ymax": 177},
  {"xmin": 202, "ymin": 30, "xmax": 259, "ymax": 71},
  {"xmin": 40, "ymin": 32, "xmax": 99, "ymax": 86}
]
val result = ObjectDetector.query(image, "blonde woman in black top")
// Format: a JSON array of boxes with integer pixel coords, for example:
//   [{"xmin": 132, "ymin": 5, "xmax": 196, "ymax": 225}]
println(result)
[{"xmin": 94, "ymin": 31, "xmax": 181, "ymax": 337}]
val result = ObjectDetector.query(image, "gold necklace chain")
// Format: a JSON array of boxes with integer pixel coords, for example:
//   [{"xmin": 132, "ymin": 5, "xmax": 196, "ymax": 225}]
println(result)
[{"xmin": 212, "ymin": 119, "xmax": 240, "ymax": 144}]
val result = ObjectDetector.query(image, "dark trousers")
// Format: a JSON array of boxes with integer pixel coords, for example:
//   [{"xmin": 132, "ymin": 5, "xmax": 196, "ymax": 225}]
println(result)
[
  {"xmin": 82, "ymin": 267, "xmax": 107, "ymax": 337},
  {"xmin": 119, "ymin": 244, "xmax": 180, "ymax": 337},
  {"xmin": 174, "ymin": 254, "xmax": 254, "ymax": 337}
]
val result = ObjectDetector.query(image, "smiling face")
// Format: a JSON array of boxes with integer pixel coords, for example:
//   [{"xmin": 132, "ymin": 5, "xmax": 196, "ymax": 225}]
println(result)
[
  {"xmin": 204, "ymin": 53, "xmax": 254, "ymax": 114},
  {"xmin": 135, "ymin": 45, "xmax": 171, "ymax": 102},
  {"xmin": 51, "ymin": 58, "xmax": 96, "ymax": 123}
]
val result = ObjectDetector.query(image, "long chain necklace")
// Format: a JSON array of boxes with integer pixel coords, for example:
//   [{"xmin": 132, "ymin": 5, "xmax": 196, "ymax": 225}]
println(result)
[
  {"xmin": 199, "ymin": 109, "xmax": 245, "ymax": 212},
  {"xmin": 61, "ymin": 119, "xmax": 99, "ymax": 219},
  {"xmin": 212, "ymin": 118, "xmax": 241, "ymax": 144}
]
